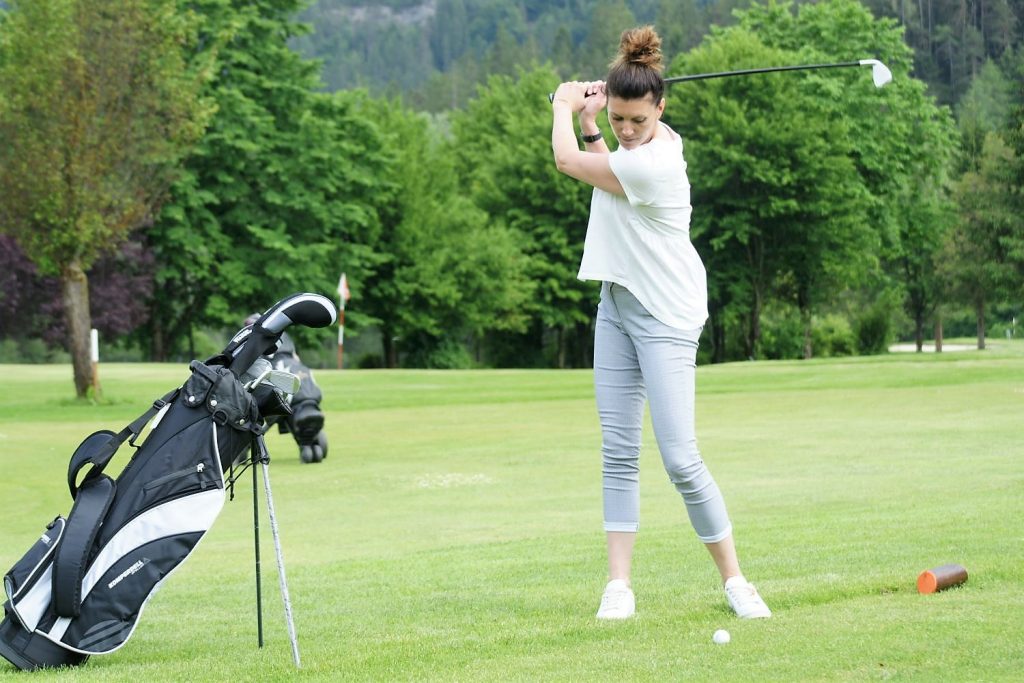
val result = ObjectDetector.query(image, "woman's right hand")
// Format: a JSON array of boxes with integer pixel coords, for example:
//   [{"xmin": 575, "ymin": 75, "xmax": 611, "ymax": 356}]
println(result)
[{"xmin": 579, "ymin": 81, "xmax": 607, "ymax": 118}]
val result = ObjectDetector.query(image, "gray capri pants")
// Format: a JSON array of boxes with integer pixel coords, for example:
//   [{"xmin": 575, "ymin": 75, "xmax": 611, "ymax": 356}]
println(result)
[{"xmin": 594, "ymin": 281, "xmax": 732, "ymax": 543}]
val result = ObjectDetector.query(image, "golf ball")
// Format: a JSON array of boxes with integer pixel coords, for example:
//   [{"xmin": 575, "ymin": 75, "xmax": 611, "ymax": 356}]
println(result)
[{"xmin": 712, "ymin": 629, "xmax": 731, "ymax": 645}]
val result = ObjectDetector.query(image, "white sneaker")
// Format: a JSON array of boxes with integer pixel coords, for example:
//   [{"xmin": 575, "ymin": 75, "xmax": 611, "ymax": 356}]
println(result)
[
  {"xmin": 596, "ymin": 579, "xmax": 635, "ymax": 619},
  {"xmin": 724, "ymin": 576, "xmax": 772, "ymax": 619}
]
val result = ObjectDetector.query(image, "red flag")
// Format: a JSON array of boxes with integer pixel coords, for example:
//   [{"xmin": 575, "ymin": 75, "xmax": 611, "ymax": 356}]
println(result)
[{"xmin": 338, "ymin": 273, "xmax": 351, "ymax": 302}]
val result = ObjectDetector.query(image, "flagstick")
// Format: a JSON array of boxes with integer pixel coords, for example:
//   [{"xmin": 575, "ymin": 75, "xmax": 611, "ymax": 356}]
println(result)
[
  {"xmin": 337, "ymin": 272, "xmax": 350, "ymax": 369},
  {"xmin": 337, "ymin": 305, "xmax": 345, "ymax": 369}
]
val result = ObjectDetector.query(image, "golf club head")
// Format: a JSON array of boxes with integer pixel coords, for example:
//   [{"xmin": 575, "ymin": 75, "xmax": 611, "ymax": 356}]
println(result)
[
  {"xmin": 240, "ymin": 357, "xmax": 273, "ymax": 387},
  {"xmin": 259, "ymin": 369, "xmax": 302, "ymax": 396},
  {"xmin": 860, "ymin": 59, "xmax": 892, "ymax": 88}
]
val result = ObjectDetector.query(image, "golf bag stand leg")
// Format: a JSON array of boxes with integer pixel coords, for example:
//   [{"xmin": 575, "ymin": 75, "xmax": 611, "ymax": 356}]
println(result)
[
  {"xmin": 252, "ymin": 440, "xmax": 264, "ymax": 649},
  {"xmin": 255, "ymin": 435, "xmax": 301, "ymax": 668}
]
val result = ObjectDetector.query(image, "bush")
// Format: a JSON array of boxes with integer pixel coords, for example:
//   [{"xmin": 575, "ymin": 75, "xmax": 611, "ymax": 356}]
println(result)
[
  {"xmin": 759, "ymin": 304, "xmax": 803, "ymax": 360},
  {"xmin": 0, "ymin": 337, "xmax": 67, "ymax": 363},
  {"xmin": 812, "ymin": 314, "xmax": 856, "ymax": 357},
  {"xmin": 854, "ymin": 299, "xmax": 895, "ymax": 355},
  {"xmin": 405, "ymin": 337, "xmax": 475, "ymax": 369},
  {"xmin": 100, "ymin": 338, "xmax": 146, "ymax": 362},
  {"xmin": 356, "ymin": 353, "xmax": 385, "ymax": 369}
]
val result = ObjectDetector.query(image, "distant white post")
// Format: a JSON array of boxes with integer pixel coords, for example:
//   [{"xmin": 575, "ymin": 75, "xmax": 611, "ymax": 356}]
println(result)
[{"xmin": 90, "ymin": 328, "xmax": 102, "ymax": 395}]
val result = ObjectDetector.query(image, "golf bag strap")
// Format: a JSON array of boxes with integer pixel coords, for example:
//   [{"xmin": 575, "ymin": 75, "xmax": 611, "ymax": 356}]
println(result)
[
  {"xmin": 66, "ymin": 389, "xmax": 178, "ymax": 499},
  {"xmin": 52, "ymin": 474, "xmax": 116, "ymax": 618}
]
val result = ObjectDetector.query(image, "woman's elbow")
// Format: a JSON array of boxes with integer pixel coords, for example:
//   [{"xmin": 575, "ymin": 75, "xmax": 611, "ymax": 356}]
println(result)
[{"xmin": 553, "ymin": 152, "xmax": 575, "ymax": 175}]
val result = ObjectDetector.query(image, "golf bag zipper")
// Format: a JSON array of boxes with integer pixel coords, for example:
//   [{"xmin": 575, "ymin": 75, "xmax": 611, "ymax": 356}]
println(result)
[{"xmin": 142, "ymin": 463, "xmax": 208, "ymax": 492}]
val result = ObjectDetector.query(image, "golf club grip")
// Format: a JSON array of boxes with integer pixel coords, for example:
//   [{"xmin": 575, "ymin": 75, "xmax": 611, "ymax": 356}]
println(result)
[
  {"xmin": 228, "ymin": 327, "xmax": 278, "ymax": 377},
  {"xmin": 548, "ymin": 92, "xmax": 596, "ymax": 104}
]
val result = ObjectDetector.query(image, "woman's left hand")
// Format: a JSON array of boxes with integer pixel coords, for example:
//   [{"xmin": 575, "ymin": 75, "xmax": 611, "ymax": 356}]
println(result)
[{"xmin": 551, "ymin": 81, "xmax": 591, "ymax": 112}]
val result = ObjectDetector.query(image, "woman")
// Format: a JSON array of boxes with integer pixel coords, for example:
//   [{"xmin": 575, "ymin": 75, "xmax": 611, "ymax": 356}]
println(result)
[{"xmin": 550, "ymin": 26, "xmax": 771, "ymax": 620}]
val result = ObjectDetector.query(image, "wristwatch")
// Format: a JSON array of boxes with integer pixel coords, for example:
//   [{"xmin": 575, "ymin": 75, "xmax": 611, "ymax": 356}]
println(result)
[{"xmin": 581, "ymin": 131, "xmax": 603, "ymax": 143}]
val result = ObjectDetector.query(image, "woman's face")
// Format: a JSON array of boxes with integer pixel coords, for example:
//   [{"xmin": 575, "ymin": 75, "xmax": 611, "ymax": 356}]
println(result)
[{"xmin": 607, "ymin": 95, "xmax": 665, "ymax": 150}]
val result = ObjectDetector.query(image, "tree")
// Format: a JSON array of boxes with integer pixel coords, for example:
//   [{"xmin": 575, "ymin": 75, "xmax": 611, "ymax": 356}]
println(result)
[
  {"xmin": 946, "ymin": 132, "xmax": 1020, "ymax": 347},
  {"xmin": 576, "ymin": 0, "xmax": 637, "ymax": 78},
  {"xmin": 358, "ymin": 102, "xmax": 533, "ymax": 368},
  {"xmin": 0, "ymin": 0, "xmax": 213, "ymax": 396},
  {"xmin": 656, "ymin": 0, "xmax": 707, "ymax": 60},
  {"xmin": 735, "ymin": 0, "xmax": 958, "ymax": 356},
  {"xmin": 147, "ymin": 0, "xmax": 390, "ymax": 361},
  {"xmin": 430, "ymin": 0, "xmax": 469, "ymax": 72},
  {"xmin": 667, "ymin": 27, "xmax": 874, "ymax": 359},
  {"xmin": 1009, "ymin": 99, "xmax": 1024, "ymax": 299},
  {"xmin": 453, "ymin": 65, "xmax": 596, "ymax": 367},
  {"xmin": 895, "ymin": 182, "xmax": 957, "ymax": 350},
  {"xmin": 957, "ymin": 59, "xmax": 1016, "ymax": 170}
]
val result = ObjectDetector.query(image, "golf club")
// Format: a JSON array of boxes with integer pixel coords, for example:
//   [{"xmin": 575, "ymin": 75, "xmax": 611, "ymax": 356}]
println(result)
[{"xmin": 547, "ymin": 58, "xmax": 892, "ymax": 102}]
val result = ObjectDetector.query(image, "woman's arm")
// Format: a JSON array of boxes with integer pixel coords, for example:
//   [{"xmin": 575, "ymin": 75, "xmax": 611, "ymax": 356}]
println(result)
[{"xmin": 550, "ymin": 81, "xmax": 623, "ymax": 196}]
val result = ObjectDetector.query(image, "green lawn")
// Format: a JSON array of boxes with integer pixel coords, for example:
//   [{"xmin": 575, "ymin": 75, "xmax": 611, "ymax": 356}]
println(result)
[{"xmin": 1, "ymin": 344, "xmax": 1021, "ymax": 681}]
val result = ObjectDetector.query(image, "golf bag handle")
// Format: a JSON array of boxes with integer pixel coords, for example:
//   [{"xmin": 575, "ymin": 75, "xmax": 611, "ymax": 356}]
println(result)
[
  {"xmin": 66, "ymin": 390, "xmax": 177, "ymax": 500},
  {"xmin": 52, "ymin": 475, "xmax": 115, "ymax": 618},
  {"xmin": 226, "ymin": 293, "xmax": 336, "ymax": 378}
]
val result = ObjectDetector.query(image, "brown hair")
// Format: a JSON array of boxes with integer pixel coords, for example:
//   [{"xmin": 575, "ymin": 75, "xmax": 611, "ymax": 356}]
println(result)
[{"xmin": 605, "ymin": 26, "xmax": 664, "ymax": 103}]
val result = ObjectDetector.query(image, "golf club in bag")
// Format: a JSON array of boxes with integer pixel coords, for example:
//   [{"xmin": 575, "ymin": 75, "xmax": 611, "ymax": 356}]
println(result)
[
  {"xmin": 243, "ymin": 314, "xmax": 328, "ymax": 464},
  {"xmin": 0, "ymin": 293, "xmax": 336, "ymax": 671}
]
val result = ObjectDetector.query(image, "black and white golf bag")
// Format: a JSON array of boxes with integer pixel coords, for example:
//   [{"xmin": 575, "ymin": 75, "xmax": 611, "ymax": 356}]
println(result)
[{"xmin": 0, "ymin": 293, "xmax": 336, "ymax": 671}]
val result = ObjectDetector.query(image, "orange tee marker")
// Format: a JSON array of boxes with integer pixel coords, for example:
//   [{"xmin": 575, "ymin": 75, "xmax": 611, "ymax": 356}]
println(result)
[{"xmin": 917, "ymin": 563, "xmax": 968, "ymax": 594}]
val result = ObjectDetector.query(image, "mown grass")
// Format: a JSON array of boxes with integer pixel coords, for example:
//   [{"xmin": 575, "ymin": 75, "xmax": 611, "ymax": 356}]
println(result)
[{"xmin": 1, "ymin": 342, "xmax": 1021, "ymax": 681}]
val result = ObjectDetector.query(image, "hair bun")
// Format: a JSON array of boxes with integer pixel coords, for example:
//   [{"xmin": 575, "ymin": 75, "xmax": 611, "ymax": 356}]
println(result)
[{"xmin": 617, "ymin": 26, "xmax": 663, "ymax": 73}]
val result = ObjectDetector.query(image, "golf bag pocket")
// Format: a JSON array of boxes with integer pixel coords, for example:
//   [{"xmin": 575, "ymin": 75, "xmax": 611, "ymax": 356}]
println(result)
[
  {"xmin": 4, "ymin": 518, "xmax": 65, "ymax": 609},
  {"xmin": 184, "ymin": 361, "xmax": 260, "ymax": 433}
]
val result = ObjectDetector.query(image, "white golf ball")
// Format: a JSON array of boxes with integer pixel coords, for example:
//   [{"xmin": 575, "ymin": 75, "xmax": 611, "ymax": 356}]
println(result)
[{"xmin": 712, "ymin": 629, "xmax": 731, "ymax": 645}]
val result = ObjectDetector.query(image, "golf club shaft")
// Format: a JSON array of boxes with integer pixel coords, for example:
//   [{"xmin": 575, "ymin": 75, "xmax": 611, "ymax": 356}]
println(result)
[{"xmin": 664, "ymin": 60, "xmax": 862, "ymax": 84}]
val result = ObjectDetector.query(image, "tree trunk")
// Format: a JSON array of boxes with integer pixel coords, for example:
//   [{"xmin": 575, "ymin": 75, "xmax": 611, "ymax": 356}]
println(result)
[
  {"xmin": 556, "ymin": 326, "xmax": 565, "ymax": 369},
  {"xmin": 975, "ymin": 301, "xmax": 986, "ymax": 350},
  {"xmin": 934, "ymin": 316, "xmax": 943, "ymax": 353},
  {"xmin": 151, "ymin": 309, "xmax": 167, "ymax": 362},
  {"xmin": 382, "ymin": 327, "xmax": 399, "ymax": 368},
  {"xmin": 801, "ymin": 305, "xmax": 813, "ymax": 359},
  {"xmin": 711, "ymin": 314, "xmax": 726, "ymax": 363},
  {"xmin": 576, "ymin": 320, "xmax": 593, "ymax": 368},
  {"xmin": 915, "ymin": 311, "xmax": 925, "ymax": 352},
  {"xmin": 744, "ymin": 287, "xmax": 762, "ymax": 360},
  {"xmin": 61, "ymin": 260, "xmax": 96, "ymax": 398}
]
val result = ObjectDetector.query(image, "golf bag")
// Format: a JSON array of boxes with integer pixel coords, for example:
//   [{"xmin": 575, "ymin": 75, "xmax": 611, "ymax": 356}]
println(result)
[{"xmin": 0, "ymin": 293, "xmax": 336, "ymax": 671}]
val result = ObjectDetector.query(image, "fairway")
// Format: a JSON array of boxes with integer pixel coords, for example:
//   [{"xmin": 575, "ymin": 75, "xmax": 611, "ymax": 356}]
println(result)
[{"xmin": 1, "ymin": 348, "xmax": 1022, "ymax": 681}]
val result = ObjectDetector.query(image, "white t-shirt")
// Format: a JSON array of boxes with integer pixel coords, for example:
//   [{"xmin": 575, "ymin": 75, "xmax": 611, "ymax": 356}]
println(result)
[{"xmin": 577, "ymin": 122, "xmax": 708, "ymax": 330}]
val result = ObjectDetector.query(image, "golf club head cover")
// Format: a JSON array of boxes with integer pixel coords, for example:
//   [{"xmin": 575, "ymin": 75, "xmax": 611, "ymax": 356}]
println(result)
[{"xmin": 226, "ymin": 293, "xmax": 336, "ymax": 378}]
